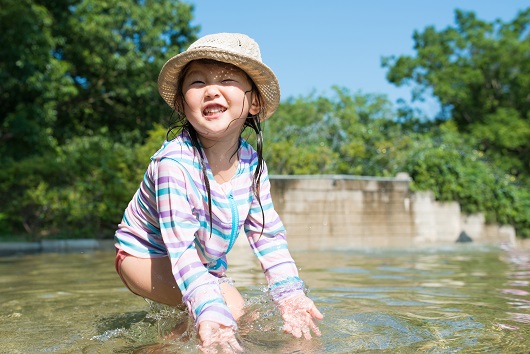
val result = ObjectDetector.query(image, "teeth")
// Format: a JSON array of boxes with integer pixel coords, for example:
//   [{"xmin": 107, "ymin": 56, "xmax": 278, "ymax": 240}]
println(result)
[{"xmin": 204, "ymin": 106, "xmax": 226, "ymax": 114}]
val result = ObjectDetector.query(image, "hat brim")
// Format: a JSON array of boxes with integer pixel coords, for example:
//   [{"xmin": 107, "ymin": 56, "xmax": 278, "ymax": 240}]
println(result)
[{"xmin": 158, "ymin": 48, "xmax": 280, "ymax": 121}]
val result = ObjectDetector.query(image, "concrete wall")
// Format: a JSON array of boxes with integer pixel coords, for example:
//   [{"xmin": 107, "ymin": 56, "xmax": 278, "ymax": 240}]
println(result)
[{"xmin": 248, "ymin": 175, "xmax": 516, "ymax": 249}]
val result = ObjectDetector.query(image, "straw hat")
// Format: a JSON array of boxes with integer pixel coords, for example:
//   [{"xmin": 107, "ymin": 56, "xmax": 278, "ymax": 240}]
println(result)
[{"xmin": 158, "ymin": 33, "xmax": 280, "ymax": 121}]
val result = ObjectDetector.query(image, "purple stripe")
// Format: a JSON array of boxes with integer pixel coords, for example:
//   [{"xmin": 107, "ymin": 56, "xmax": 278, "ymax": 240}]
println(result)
[
  {"xmin": 198, "ymin": 306, "xmax": 233, "ymax": 320},
  {"xmin": 209, "ymin": 188, "xmax": 228, "ymax": 200},
  {"xmin": 157, "ymin": 175, "xmax": 186, "ymax": 188},
  {"xmin": 231, "ymin": 187, "xmax": 250, "ymax": 197},
  {"xmin": 210, "ymin": 217, "xmax": 233, "ymax": 231},
  {"xmin": 164, "ymin": 240, "xmax": 191, "ymax": 249},
  {"xmin": 203, "ymin": 246, "xmax": 225, "ymax": 258},
  {"xmin": 139, "ymin": 234, "xmax": 165, "ymax": 250},
  {"xmin": 245, "ymin": 218, "xmax": 260, "ymax": 229},
  {"xmin": 253, "ymin": 234, "xmax": 286, "ymax": 248},
  {"xmin": 176, "ymin": 261, "xmax": 206, "ymax": 279}
]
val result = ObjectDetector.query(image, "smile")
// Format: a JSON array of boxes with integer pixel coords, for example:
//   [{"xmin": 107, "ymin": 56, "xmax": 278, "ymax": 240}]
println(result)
[{"xmin": 203, "ymin": 105, "xmax": 227, "ymax": 116}]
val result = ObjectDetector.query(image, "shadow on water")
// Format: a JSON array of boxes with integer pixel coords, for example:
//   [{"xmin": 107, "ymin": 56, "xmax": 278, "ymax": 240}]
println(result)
[{"xmin": 0, "ymin": 244, "xmax": 529, "ymax": 353}]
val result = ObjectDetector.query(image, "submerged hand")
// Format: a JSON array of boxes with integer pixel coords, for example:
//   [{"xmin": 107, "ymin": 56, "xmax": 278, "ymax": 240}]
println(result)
[
  {"xmin": 278, "ymin": 294, "xmax": 323, "ymax": 339},
  {"xmin": 198, "ymin": 321, "xmax": 243, "ymax": 354}
]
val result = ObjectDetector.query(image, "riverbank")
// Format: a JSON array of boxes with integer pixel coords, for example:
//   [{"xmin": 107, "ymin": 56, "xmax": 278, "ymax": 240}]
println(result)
[
  {"xmin": 1, "ymin": 237, "xmax": 529, "ymax": 257},
  {"xmin": 0, "ymin": 239, "xmax": 115, "ymax": 256}
]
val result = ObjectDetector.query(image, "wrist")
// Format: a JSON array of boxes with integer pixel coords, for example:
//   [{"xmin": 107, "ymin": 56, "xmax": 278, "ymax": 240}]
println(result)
[{"xmin": 269, "ymin": 276, "xmax": 305, "ymax": 303}]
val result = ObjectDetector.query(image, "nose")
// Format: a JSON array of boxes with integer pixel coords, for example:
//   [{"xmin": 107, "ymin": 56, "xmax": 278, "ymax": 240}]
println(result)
[{"xmin": 204, "ymin": 84, "xmax": 221, "ymax": 98}]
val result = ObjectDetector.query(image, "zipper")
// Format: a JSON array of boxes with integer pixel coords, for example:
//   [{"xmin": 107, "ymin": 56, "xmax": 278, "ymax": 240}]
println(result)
[{"xmin": 226, "ymin": 192, "xmax": 239, "ymax": 253}]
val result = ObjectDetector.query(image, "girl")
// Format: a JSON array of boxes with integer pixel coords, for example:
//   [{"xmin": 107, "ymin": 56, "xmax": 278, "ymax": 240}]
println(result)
[{"xmin": 114, "ymin": 33, "xmax": 323, "ymax": 352}]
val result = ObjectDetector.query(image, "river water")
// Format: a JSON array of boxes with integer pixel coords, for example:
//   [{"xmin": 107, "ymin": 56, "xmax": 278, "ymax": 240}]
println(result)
[{"xmin": 1, "ymin": 243, "xmax": 529, "ymax": 353}]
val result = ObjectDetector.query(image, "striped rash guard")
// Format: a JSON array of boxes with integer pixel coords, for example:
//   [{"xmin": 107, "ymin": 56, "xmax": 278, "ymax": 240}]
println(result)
[{"xmin": 115, "ymin": 131, "xmax": 304, "ymax": 330}]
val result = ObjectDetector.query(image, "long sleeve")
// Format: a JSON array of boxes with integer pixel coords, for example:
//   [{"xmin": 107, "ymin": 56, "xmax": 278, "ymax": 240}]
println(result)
[
  {"xmin": 155, "ymin": 158, "xmax": 237, "ymax": 329},
  {"xmin": 244, "ymin": 164, "xmax": 305, "ymax": 303}
]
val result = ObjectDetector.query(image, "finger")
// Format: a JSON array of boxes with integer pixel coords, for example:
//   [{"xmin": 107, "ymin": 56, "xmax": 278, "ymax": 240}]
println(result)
[
  {"xmin": 201, "ymin": 337, "xmax": 213, "ymax": 348},
  {"xmin": 218, "ymin": 337, "xmax": 243, "ymax": 354},
  {"xmin": 309, "ymin": 318, "xmax": 322, "ymax": 337},
  {"xmin": 229, "ymin": 337, "xmax": 244, "ymax": 352},
  {"xmin": 291, "ymin": 325, "xmax": 302, "ymax": 338},
  {"xmin": 308, "ymin": 305, "xmax": 324, "ymax": 320},
  {"xmin": 199, "ymin": 328, "xmax": 214, "ymax": 345},
  {"xmin": 283, "ymin": 322, "xmax": 293, "ymax": 334},
  {"xmin": 219, "ymin": 341, "xmax": 232, "ymax": 353},
  {"xmin": 302, "ymin": 326, "xmax": 312, "ymax": 340}
]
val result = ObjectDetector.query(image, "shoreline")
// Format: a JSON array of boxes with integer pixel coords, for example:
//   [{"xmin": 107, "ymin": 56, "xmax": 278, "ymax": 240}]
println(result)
[
  {"xmin": 1, "ymin": 237, "xmax": 529, "ymax": 257},
  {"xmin": 0, "ymin": 239, "xmax": 115, "ymax": 256}
]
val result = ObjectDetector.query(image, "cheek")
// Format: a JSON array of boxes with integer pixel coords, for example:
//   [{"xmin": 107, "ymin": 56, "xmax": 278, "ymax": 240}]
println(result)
[
  {"xmin": 183, "ymin": 90, "xmax": 201, "ymax": 112},
  {"xmin": 225, "ymin": 86, "xmax": 247, "ymax": 105}
]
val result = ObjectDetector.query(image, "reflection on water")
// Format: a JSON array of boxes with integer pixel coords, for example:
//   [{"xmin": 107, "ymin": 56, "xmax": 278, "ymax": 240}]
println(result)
[{"xmin": 1, "ymin": 244, "xmax": 529, "ymax": 353}]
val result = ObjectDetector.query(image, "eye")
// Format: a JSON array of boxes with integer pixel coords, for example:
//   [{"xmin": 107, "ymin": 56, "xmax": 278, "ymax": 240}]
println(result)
[{"xmin": 221, "ymin": 78, "xmax": 235, "ymax": 83}]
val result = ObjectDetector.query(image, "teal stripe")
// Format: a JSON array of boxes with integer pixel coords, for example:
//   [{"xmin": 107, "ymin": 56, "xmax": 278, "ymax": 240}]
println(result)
[
  {"xmin": 193, "ymin": 240, "xmax": 214, "ymax": 263},
  {"xmin": 157, "ymin": 186, "xmax": 187, "ymax": 197},
  {"xmin": 144, "ymin": 221, "xmax": 159, "ymax": 234},
  {"xmin": 136, "ymin": 194, "xmax": 152, "ymax": 214},
  {"xmin": 161, "ymin": 220, "xmax": 197, "ymax": 229},
  {"xmin": 250, "ymin": 202, "xmax": 274, "ymax": 213},
  {"xmin": 143, "ymin": 174, "xmax": 155, "ymax": 195},
  {"xmin": 270, "ymin": 276, "xmax": 302, "ymax": 290},
  {"xmin": 164, "ymin": 158, "xmax": 202, "ymax": 198},
  {"xmin": 208, "ymin": 258, "xmax": 227, "ymax": 271},
  {"xmin": 168, "ymin": 242, "xmax": 195, "ymax": 259},
  {"xmin": 194, "ymin": 298, "xmax": 225, "ymax": 317},
  {"xmin": 122, "ymin": 213, "xmax": 131, "ymax": 226},
  {"xmin": 117, "ymin": 237, "xmax": 160, "ymax": 255},
  {"xmin": 182, "ymin": 269, "xmax": 208, "ymax": 289},
  {"xmin": 168, "ymin": 250, "xmax": 184, "ymax": 259},
  {"xmin": 256, "ymin": 243, "xmax": 288, "ymax": 256},
  {"xmin": 194, "ymin": 219, "xmax": 230, "ymax": 239},
  {"xmin": 210, "ymin": 197, "xmax": 230, "ymax": 209},
  {"xmin": 206, "ymin": 225, "xmax": 230, "ymax": 239}
]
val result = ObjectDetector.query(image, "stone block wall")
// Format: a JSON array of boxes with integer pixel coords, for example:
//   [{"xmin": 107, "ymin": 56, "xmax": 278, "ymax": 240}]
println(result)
[{"xmin": 236, "ymin": 175, "xmax": 516, "ymax": 250}]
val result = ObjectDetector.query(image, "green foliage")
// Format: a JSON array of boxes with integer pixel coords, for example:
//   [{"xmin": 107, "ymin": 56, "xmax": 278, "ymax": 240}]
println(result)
[
  {"xmin": 383, "ymin": 7, "xmax": 530, "ymax": 178},
  {"xmin": 0, "ymin": 0, "xmax": 72, "ymax": 160},
  {"xmin": 401, "ymin": 121, "xmax": 530, "ymax": 237},
  {"xmin": 0, "ymin": 0, "xmax": 198, "ymax": 239},
  {"xmin": 0, "ymin": 124, "xmax": 169, "ymax": 240},
  {"xmin": 263, "ymin": 87, "xmax": 417, "ymax": 177},
  {"xmin": 0, "ymin": 0, "xmax": 199, "ymax": 162},
  {"xmin": 0, "ymin": 135, "xmax": 140, "ymax": 239}
]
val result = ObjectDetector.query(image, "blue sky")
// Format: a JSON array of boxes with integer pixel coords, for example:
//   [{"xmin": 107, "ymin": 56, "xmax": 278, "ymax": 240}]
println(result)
[{"xmin": 190, "ymin": 1, "xmax": 526, "ymax": 115}]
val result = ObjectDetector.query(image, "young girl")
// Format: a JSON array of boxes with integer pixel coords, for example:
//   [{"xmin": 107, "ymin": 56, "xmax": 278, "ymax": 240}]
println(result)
[{"xmin": 114, "ymin": 33, "xmax": 323, "ymax": 352}]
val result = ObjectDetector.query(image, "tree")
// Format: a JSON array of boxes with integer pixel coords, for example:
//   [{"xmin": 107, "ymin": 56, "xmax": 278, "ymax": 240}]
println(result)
[
  {"xmin": 382, "ymin": 8, "xmax": 530, "ymax": 179},
  {"xmin": 261, "ymin": 87, "xmax": 408, "ymax": 176},
  {"xmin": 0, "ymin": 0, "xmax": 71, "ymax": 160},
  {"xmin": 0, "ymin": 0, "xmax": 199, "ymax": 162}
]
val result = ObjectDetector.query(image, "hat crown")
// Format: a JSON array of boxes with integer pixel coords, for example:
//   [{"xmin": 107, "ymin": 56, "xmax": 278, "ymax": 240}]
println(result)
[{"xmin": 188, "ymin": 33, "xmax": 263, "ymax": 62}]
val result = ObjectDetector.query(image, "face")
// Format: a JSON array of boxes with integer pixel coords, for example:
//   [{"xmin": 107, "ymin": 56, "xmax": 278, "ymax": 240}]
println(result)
[{"xmin": 180, "ymin": 60, "xmax": 260, "ymax": 142}]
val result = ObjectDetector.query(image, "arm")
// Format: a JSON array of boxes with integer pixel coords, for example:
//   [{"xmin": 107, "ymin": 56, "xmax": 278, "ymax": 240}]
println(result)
[
  {"xmin": 244, "ymin": 165, "xmax": 323, "ymax": 338},
  {"xmin": 155, "ymin": 158, "xmax": 237, "ymax": 330},
  {"xmin": 244, "ymin": 169, "xmax": 303, "ymax": 298}
]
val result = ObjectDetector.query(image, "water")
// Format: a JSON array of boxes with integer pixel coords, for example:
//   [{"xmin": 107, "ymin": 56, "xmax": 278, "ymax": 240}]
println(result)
[{"xmin": 1, "ymin": 243, "xmax": 529, "ymax": 353}]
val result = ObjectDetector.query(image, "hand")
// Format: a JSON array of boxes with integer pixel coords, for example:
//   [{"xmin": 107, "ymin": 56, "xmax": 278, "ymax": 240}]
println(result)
[
  {"xmin": 198, "ymin": 320, "xmax": 243, "ymax": 354},
  {"xmin": 278, "ymin": 294, "xmax": 323, "ymax": 339}
]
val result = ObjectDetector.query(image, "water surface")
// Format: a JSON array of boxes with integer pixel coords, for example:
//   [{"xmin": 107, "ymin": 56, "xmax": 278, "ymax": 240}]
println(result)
[{"xmin": 1, "ymin": 244, "xmax": 529, "ymax": 353}]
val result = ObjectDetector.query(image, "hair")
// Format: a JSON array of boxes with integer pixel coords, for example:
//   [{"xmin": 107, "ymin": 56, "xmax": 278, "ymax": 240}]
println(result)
[{"xmin": 166, "ymin": 59, "xmax": 266, "ymax": 238}]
